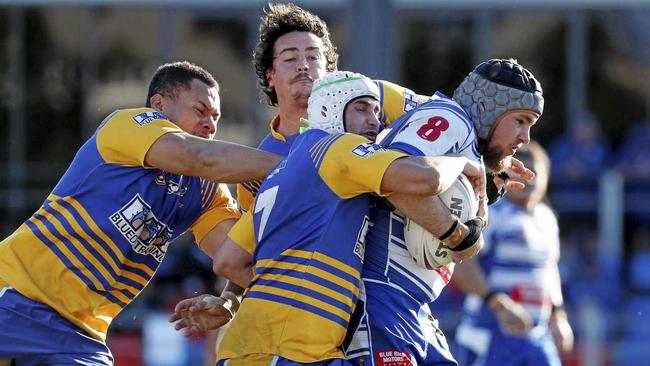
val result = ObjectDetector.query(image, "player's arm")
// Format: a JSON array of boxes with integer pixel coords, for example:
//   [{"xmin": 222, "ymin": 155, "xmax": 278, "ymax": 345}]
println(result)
[
  {"xmin": 381, "ymin": 155, "xmax": 485, "ymax": 196},
  {"xmin": 212, "ymin": 237, "xmax": 254, "ymax": 289},
  {"xmin": 145, "ymin": 133, "xmax": 281, "ymax": 183},
  {"xmin": 548, "ymin": 262, "xmax": 574, "ymax": 355},
  {"xmin": 388, "ymin": 192, "xmax": 485, "ymax": 258},
  {"xmin": 212, "ymin": 209, "xmax": 256, "ymax": 288},
  {"xmin": 451, "ymin": 258, "xmax": 533, "ymax": 335},
  {"xmin": 197, "ymin": 217, "xmax": 236, "ymax": 255}
]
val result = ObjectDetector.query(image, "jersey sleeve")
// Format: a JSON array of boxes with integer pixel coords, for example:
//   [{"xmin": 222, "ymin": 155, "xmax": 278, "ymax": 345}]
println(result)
[
  {"xmin": 388, "ymin": 107, "xmax": 475, "ymax": 157},
  {"xmin": 236, "ymin": 180, "xmax": 263, "ymax": 213},
  {"xmin": 96, "ymin": 108, "xmax": 182, "ymax": 167},
  {"xmin": 375, "ymin": 80, "xmax": 430, "ymax": 126},
  {"xmin": 316, "ymin": 134, "xmax": 407, "ymax": 199},
  {"xmin": 227, "ymin": 208, "xmax": 256, "ymax": 255},
  {"xmin": 189, "ymin": 182, "xmax": 241, "ymax": 245}
]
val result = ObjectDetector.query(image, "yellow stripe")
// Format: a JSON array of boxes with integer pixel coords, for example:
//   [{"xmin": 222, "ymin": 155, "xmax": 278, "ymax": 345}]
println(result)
[
  {"xmin": 257, "ymin": 271, "xmax": 353, "ymax": 306},
  {"xmin": 313, "ymin": 252, "xmax": 360, "ymax": 278},
  {"xmin": 34, "ymin": 208, "xmax": 134, "ymax": 304},
  {"xmin": 257, "ymin": 260, "xmax": 358, "ymax": 296},
  {"xmin": 63, "ymin": 196, "xmax": 155, "ymax": 278},
  {"xmin": 49, "ymin": 200, "xmax": 143, "ymax": 293},
  {"xmin": 282, "ymin": 249, "xmax": 360, "ymax": 278},
  {"xmin": 252, "ymin": 284, "xmax": 350, "ymax": 322},
  {"xmin": 28, "ymin": 216, "xmax": 106, "ymax": 293}
]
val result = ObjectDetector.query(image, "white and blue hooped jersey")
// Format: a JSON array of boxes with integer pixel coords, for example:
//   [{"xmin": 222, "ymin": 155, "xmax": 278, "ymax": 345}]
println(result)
[
  {"xmin": 364, "ymin": 92, "xmax": 482, "ymax": 305},
  {"xmin": 458, "ymin": 199, "xmax": 560, "ymax": 336}
]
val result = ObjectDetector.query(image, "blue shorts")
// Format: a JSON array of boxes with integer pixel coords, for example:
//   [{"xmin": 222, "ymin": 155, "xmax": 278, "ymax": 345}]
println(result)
[
  {"xmin": 346, "ymin": 281, "xmax": 457, "ymax": 366},
  {"xmin": 455, "ymin": 323, "xmax": 560, "ymax": 366},
  {"xmin": 0, "ymin": 287, "xmax": 113, "ymax": 366},
  {"xmin": 216, "ymin": 354, "xmax": 354, "ymax": 366}
]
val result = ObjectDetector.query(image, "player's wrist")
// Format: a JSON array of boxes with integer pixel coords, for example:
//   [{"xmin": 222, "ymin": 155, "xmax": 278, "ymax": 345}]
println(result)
[
  {"xmin": 450, "ymin": 218, "xmax": 484, "ymax": 252},
  {"xmin": 483, "ymin": 290, "xmax": 505, "ymax": 310},
  {"xmin": 221, "ymin": 291, "xmax": 241, "ymax": 314}
]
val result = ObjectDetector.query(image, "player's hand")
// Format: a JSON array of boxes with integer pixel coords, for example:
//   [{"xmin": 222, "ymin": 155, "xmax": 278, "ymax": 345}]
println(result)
[
  {"xmin": 550, "ymin": 308, "xmax": 574, "ymax": 356},
  {"xmin": 487, "ymin": 293, "xmax": 533, "ymax": 335},
  {"xmin": 462, "ymin": 159, "xmax": 487, "ymax": 198},
  {"xmin": 169, "ymin": 292, "xmax": 240, "ymax": 337},
  {"xmin": 502, "ymin": 157, "xmax": 535, "ymax": 190}
]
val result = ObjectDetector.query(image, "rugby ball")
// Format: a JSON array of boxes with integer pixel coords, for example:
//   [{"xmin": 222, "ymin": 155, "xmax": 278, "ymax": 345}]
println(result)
[{"xmin": 404, "ymin": 174, "xmax": 480, "ymax": 269}]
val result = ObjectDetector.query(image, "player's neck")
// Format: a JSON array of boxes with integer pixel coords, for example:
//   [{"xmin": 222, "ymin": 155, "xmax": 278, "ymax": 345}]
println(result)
[{"xmin": 277, "ymin": 106, "xmax": 307, "ymax": 137}]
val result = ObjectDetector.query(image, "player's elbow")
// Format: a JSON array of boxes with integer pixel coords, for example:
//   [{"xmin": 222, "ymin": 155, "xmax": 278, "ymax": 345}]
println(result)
[
  {"xmin": 212, "ymin": 253, "xmax": 235, "ymax": 279},
  {"xmin": 409, "ymin": 166, "xmax": 444, "ymax": 196}
]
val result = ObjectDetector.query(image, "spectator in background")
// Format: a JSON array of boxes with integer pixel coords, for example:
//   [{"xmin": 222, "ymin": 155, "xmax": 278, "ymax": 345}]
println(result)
[
  {"xmin": 450, "ymin": 141, "xmax": 574, "ymax": 366},
  {"xmin": 628, "ymin": 226, "xmax": 650, "ymax": 292},
  {"xmin": 616, "ymin": 120, "xmax": 650, "ymax": 181},
  {"xmin": 547, "ymin": 111, "xmax": 610, "ymax": 182}
]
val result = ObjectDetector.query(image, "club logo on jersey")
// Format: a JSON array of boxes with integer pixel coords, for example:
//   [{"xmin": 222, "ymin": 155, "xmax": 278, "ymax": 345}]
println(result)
[
  {"xmin": 354, "ymin": 216, "xmax": 372, "ymax": 261},
  {"xmin": 110, "ymin": 194, "xmax": 172, "ymax": 262},
  {"xmin": 167, "ymin": 179, "xmax": 188, "ymax": 197},
  {"xmin": 132, "ymin": 111, "xmax": 167, "ymax": 126},
  {"xmin": 374, "ymin": 350, "xmax": 413, "ymax": 366},
  {"xmin": 403, "ymin": 89, "xmax": 420, "ymax": 113},
  {"xmin": 352, "ymin": 143, "xmax": 383, "ymax": 158}
]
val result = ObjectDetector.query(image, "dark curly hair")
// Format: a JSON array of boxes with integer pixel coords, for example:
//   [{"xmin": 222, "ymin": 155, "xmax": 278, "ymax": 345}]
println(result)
[
  {"xmin": 146, "ymin": 61, "xmax": 218, "ymax": 107},
  {"xmin": 253, "ymin": 3, "xmax": 338, "ymax": 106}
]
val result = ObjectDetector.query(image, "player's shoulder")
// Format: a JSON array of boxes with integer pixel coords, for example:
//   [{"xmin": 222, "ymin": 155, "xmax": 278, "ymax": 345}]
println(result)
[{"xmin": 99, "ymin": 108, "xmax": 170, "ymax": 130}]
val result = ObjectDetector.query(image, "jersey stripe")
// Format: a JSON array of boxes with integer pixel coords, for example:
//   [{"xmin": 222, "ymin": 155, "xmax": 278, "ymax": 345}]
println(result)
[
  {"xmin": 42, "ymin": 203, "xmax": 142, "ymax": 296},
  {"xmin": 246, "ymin": 292, "xmax": 349, "ymax": 329},
  {"xmin": 252, "ymin": 278, "xmax": 353, "ymax": 315},
  {"xmin": 60, "ymin": 195, "xmax": 156, "ymax": 278},
  {"xmin": 252, "ymin": 268, "xmax": 357, "ymax": 301},
  {"xmin": 246, "ymin": 287, "xmax": 349, "ymax": 328},
  {"xmin": 25, "ymin": 218, "xmax": 127, "ymax": 307}
]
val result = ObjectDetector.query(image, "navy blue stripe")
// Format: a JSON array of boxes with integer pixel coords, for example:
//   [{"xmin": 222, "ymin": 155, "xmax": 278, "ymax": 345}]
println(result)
[
  {"xmin": 272, "ymin": 254, "xmax": 311, "ymax": 266},
  {"xmin": 389, "ymin": 258, "xmax": 432, "ymax": 291},
  {"xmin": 253, "ymin": 278, "xmax": 353, "ymax": 314},
  {"xmin": 254, "ymin": 267, "xmax": 357, "ymax": 301},
  {"xmin": 201, "ymin": 182, "xmax": 217, "ymax": 211},
  {"xmin": 25, "ymin": 218, "xmax": 127, "ymax": 307},
  {"xmin": 388, "ymin": 142, "xmax": 426, "ymax": 157},
  {"xmin": 58, "ymin": 200, "xmax": 153, "ymax": 281},
  {"xmin": 308, "ymin": 257, "xmax": 360, "ymax": 288},
  {"xmin": 246, "ymin": 291, "xmax": 349, "ymax": 328},
  {"xmin": 309, "ymin": 135, "xmax": 330, "ymax": 160},
  {"xmin": 42, "ymin": 204, "xmax": 142, "ymax": 296},
  {"xmin": 391, "ymin": 237, "xmax": 408, "ymax": 250},
  {"xmin": 33, "ymin": 212, "xmax": 135, "ymax": 301},
  {"xmin": 310, "ymin": 134, "xmax": 335, "ymax": 166}
]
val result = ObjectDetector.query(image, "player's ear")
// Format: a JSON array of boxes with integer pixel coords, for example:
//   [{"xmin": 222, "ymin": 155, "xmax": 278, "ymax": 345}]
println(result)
[{"xmin": 150, "ymin": 94, "xmax": 164, "ymax": 112}]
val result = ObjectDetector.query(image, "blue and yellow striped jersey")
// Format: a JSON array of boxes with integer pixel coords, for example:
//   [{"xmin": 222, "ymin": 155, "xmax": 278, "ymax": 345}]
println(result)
[
  {"xmin": 0, "ymin": 108, "xmax": 239, "ymax": 341},
  {"xmin": 218, "ymin": 130, "xmax": 406, "ymax": 363},
  {"xmin": 229, "ymin": 80, "xmax": 429, "ymax": 246}
]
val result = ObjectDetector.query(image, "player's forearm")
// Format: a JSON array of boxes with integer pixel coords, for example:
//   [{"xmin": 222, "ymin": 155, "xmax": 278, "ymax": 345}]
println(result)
[
  {"xmin": 450, "ymin": 258, "xmax": 491, "ymax": 298},
  {"xmin": 146, "ymin": 132, "xmax": 282, "ymax": 183},
  {"xmin": 388, "ymin": 193, "xmax": 467, "ymax": 246},
  {"xmin": 383, "ymin": 156, "xmax": 467, "ymax": 196}
]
